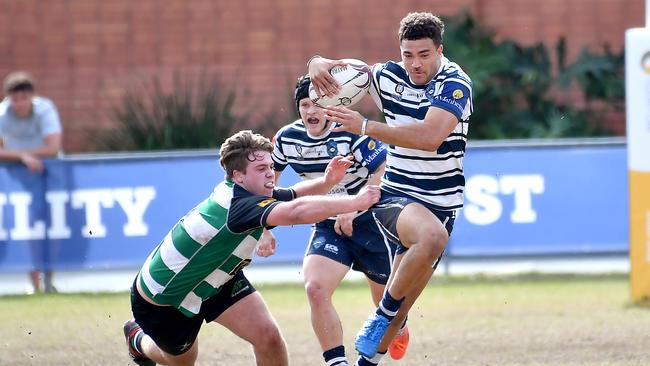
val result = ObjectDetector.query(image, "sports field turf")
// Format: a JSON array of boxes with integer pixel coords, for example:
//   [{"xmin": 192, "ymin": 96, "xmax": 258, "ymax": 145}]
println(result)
[{"xmin": 0, "ymin": 273, "xmax": 648, "ymax": 365}]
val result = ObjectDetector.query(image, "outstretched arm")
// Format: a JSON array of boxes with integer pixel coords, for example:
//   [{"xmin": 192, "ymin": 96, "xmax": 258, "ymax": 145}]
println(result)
[
  {"xmin": 290, "ymin": 155, "xmax": 353, "ymax": 197},
  {"xmin": 266, "ymin": 185, "xmax": 380, "ymax": 227}
]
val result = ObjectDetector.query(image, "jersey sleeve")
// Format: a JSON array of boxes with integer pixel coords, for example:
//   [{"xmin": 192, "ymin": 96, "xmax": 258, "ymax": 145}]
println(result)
[
  {"xmin": 272, "ymin": 187, "xmax": 296, "ymax": 202},
  {"xmin": 352, "ymin": 135, "xmax": 386, "ymax": 174},
  {"xmin": 271, "ymin": 130, "xmax": 289, "ymax": 172},
  {"xmin": 425, "ymin": 77, "xmax": 471, "ymax": 121},
  {"xmin": 227, "ymin": 188, "xmax": 295, "ymax": 233},
  {"xmin": 369, "ymin": 63, "xmax": 386, "ymax": 112},
  {"xmin": 228, "ymin": 195, "xmax": 282, "ymax": 233}
]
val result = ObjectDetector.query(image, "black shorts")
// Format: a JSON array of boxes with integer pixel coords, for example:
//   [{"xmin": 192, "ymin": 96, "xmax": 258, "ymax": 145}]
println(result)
[
  {"xmin": 130, "ymin": 270, "xmax": 256, "ymax": 356},
  {"xmin": 354, "ymin": 191, "xmax": 456, "ymax": 267},
  {"xmin": 306, "ymin": 220, "xmax": 398, "ymax": 284}
]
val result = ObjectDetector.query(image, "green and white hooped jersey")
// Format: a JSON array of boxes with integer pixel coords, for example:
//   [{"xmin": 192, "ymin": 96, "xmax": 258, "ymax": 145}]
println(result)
[{"xmin": 138, "ymin": 180, "xmax": 294, "ymax": 317}]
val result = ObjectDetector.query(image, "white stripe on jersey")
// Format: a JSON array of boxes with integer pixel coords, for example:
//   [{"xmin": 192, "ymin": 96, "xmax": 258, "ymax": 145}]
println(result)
[
  {"xmin": 141, "ymin": 256, "xmax": 165, "ymax": 295},
  {"xmin": 232, "ymin": 235, "xmax": 257, "ymax": 260},
  {"xmin": 183, "ymin": 209, "xmax": 219, "ymax": 245},
  {"xmin": 179, "ymin": 291, "xmax": 203, "ymax": 316},
  {"xmin": 212, "ymin": 183, "xmax": 233, "ymax": 209},
  {"xmin": 159, "ymin": 233, "xmax": 188, "ymax": 274},
  {"xmin": 204, "ymin": 268, "xmax": 233, "ymax": 288}
]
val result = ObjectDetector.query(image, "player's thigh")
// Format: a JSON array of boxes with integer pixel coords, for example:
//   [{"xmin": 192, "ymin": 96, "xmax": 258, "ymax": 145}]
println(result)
[
  {"xmin": 303, "ymin": 254, "xmax": 350, "ymax": 294},
  {"xmin": 396, "ymin": 203, "xmax": 448, "ymax": 248},
  {"xmin": 214, "ymin": 291, "xmax": 281, "ymax": 344}
]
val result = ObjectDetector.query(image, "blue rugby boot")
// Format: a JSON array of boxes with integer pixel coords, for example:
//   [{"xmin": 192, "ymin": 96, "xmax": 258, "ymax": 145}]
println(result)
[{"xmin": 354, "ymin": 312, "xmax": 390, "ymax": 359}]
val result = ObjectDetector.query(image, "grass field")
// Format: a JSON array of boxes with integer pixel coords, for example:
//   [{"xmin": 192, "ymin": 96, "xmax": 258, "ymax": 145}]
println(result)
[{"xmin": 0, "ymin": 273, "xmax": 648, "ymax": 366}]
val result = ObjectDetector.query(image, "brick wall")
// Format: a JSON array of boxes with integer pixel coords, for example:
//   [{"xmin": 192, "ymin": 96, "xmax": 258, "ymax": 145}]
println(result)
[{"xmin": 0, "ymin": 0, "xmax": 644, "ymax": 151}]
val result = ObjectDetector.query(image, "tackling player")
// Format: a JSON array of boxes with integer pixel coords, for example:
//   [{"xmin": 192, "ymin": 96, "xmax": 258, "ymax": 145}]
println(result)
[{"xmin": 123, "ymin": 130, "xmax": 380, "ymax": 366}]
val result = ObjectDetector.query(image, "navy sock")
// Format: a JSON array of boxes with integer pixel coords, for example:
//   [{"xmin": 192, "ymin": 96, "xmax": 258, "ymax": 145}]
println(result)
[
  {"xmin": 355, "ymin": 351, "xmax": 386, "ymax": 365},
  {"xmin": 323, "ymin": 345, "xmax": 348, "ymax": 366},
  {"xmin": 375, "ymin": 291, "xmax": 404, "ymax": 321}
]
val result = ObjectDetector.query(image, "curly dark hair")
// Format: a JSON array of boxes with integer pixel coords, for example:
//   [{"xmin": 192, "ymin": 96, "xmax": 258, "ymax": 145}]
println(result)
[{"xmin": 398, "ymin": 12, "xmax": 444, "ymax": 46}]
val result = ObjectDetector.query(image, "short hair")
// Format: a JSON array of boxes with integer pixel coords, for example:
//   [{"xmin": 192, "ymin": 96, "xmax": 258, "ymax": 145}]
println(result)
[
  {"xmin": 294, "ymin": 75, "xmax": 311, "ymax": 113},
  {"xmin": 3, "ymin": 71, "xmax": 35, "ymax": 94},
  {"xmin": 219, "ymin": 130, "xmax": 273, "ymax": 180},
  {"xmin": 398, "ymin": 12, "xmax": 444, "ymax": 46}
]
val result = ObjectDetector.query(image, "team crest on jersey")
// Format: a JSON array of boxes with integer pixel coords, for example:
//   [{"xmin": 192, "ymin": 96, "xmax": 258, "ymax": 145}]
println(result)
[
  {"xmin": 257, "ymin": 198, "xmax": 276, "ymax": 207},
  {"xmin": 295, "ymin": 145, "xmax": 304, "ymax": 160},
  {"xmin": 326, "ymin": 140, "xmax": 338, "ymax": 157},
  {"xmin": 453, "ymin": 89, "xmax": 464, "ymax": 99},
  {"xmin": 367, "ymin": 140, "xmax": 376, "ymax": 150},
  {"xmin": 393, "ymin": 83, "xmax": 405, "ymax": 101}
]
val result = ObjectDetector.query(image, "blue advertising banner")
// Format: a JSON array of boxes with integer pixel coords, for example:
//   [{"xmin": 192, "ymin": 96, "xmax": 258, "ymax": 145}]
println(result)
[
  {"xmin": 451, "ymin": 142, "xmax": 628, "ymax": 256},
  {"xmin": 0, "ymin": 141, "xmax": 628, "ymax": 272}
]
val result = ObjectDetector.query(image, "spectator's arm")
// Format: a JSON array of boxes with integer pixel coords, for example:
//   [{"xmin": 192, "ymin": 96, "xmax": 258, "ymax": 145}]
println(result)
[
  {"xmin": 0, "ymin": 133, "xmax": 61, "ymax": 160},
  {"xmin": 26, "ymin": 133, "xmax": 61, "ymax": 158}
]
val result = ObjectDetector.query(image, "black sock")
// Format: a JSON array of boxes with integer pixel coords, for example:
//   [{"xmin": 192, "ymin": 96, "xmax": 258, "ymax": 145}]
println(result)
[{"xmin": 323, "ymin": 345, "xmax": 348, "ymax": 366}]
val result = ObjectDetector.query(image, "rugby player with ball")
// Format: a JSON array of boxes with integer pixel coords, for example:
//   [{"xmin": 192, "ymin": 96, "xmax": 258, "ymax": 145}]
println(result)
[{"xmin": 308, "ymin": 12, "xmax": 473, "ymax": 366}]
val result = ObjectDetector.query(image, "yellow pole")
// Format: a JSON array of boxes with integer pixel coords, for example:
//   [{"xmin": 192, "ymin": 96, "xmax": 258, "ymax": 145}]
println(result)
[{"xmin": 626, "ymin": 22, "xmax": 650, "ymax": 303}]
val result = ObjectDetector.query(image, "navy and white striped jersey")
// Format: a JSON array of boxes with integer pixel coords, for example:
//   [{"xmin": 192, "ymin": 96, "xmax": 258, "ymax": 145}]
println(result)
[
  {"xmin": 369, "ymin": 56, "xmax": 473, "ymax": 211},
  {"xmin": 272, "ymin": 120, "xmax": 386, "ymax": 198}
]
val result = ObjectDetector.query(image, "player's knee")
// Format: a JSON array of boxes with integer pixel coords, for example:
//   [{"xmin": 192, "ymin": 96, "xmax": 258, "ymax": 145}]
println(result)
[
  {"xmin": 252, "ymin": 324, "xmax": 286, "ymax": 352},
  {"xmin": 419, "ymin": 230, "xmax": 447, "ymax": 260},
  {"xmin": 304, "ymin": 280, "xmax": 332, "ymax": 306}
]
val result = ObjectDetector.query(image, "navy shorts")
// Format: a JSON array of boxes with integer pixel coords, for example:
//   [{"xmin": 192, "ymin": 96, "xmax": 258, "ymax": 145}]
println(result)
[
  {"xmin": 306, "ymin": 219, "xmax": 398, "ymax": 285},
  {"xmin": 130, "ymin": 270, "xmax": 256, "ymax": 356},
  {"xmin": 354, "ymin": 191, "xmax": 456, "ymax": 266}
]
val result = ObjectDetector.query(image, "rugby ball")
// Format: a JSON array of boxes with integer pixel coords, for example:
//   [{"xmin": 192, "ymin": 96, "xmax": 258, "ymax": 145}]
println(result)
[{"xmin": 309, "ymin": 58, "xmax": 372, "ymax": 108}]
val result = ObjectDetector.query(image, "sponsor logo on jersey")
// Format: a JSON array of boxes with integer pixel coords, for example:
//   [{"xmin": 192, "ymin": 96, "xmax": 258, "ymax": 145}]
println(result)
[
  {"xmin": 257, "ymin": 198, "xmax": 276, "ymax": 207},
  {"xmin": 434, "ymin": 95, "xmax": 463, "ymax": 110},
  {"xmin": 453, "ymin": 89, "xmax": 464, "ymax": 99},
  {"xmin": 367, "ymin": 140, "xmax": 376, "ymax": 150}
]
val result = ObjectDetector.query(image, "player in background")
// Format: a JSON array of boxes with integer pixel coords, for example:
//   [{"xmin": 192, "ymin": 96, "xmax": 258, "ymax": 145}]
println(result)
[
  {"xmin": 123, "ymin": 130, "xmax": 380, "ymax": 366},
  {"xmin": 257, "ymin": 75, "xmax": 407, "ymax": 366},
  {"xmin": 307, "ymin": 12, "xmax": 473, "ymax": 365}
]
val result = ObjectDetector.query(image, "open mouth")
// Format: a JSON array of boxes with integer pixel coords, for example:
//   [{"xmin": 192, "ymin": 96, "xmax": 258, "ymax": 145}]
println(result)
[
  {"xmin": 307, "ymin": 117, "xmax": 320, "ymax": 125},
  {"xmin": 264, "ymin": 181, "xmax": 275, "ymax": 189}
]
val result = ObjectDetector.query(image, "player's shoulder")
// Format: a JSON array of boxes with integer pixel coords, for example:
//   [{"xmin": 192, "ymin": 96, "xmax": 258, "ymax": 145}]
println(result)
[
  {"xmin": 438, "ymin": 59, "xmax": 472, "ymax": 85},
  {"xmin": 275, "ymin": 119, "xmax": 306, "ymax": 140},
  {"xmin": 375, "ymin": 60, "xmax": 408, "ymax": 79},
  {"xmin": 210, "ymin": 180, "xmax": 236, "ymax": 208}
]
